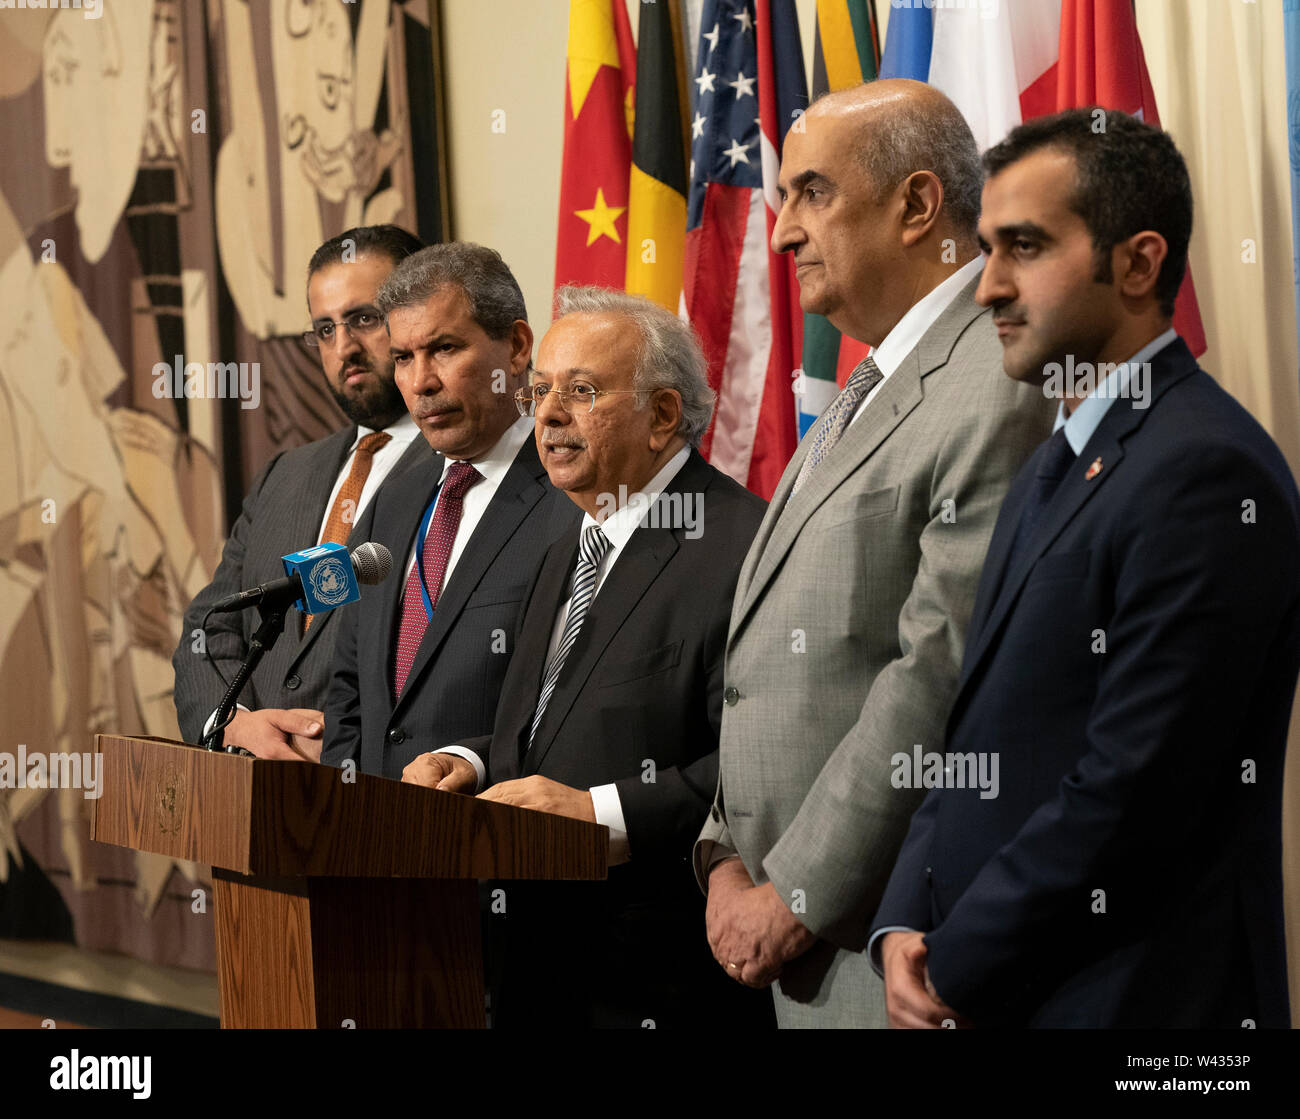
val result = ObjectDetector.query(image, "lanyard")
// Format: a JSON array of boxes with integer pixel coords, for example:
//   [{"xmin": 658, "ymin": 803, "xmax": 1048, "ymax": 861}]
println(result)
[{"xmin": 414, "ymin": 487, "xmax": 441, "ymax": 623}]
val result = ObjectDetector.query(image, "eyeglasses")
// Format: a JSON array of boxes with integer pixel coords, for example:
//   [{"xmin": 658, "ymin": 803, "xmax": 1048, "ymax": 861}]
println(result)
[
  {"xmin": 302, "ymin": 308, "xmax": 385, "ymax": 348},
  {"xmin": 514, "ymin": 382, "xmax": 650, "ymax": 417}
]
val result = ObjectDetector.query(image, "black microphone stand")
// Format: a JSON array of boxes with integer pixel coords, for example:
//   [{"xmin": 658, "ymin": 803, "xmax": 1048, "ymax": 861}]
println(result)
[{"xmin": 200, "ymin": 590, "xmax": 296, "ymax": 753}]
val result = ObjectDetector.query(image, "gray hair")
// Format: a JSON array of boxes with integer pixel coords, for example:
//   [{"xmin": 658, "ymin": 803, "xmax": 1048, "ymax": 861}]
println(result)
[
  {"xmin": 376, "ymin": 242, "xmax": 527, "ymax": 339},
  {"xmin": 553, "ymin": 286, "xmax": 716, "ymax": 447},
  {"xmin": 823, "ymin": 84, "xmax": 983, "ymax": 238}
]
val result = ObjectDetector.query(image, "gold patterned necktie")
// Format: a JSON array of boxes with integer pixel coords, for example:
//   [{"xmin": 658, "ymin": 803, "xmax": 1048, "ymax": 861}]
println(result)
[{"xmin": 304, "ymin": 430, "xmax": 391, "ymax": 631}]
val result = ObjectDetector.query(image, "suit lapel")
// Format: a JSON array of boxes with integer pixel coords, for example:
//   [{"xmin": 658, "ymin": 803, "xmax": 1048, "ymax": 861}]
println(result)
[
  {"xmin": 963, "ymin": 458, "xmax": 1036, "ymax": 656},
  {"xmin": 275, "ymin": 426, "xmax": 356, "ymax": 655},
  {"xmin": 291, "ymin": 434, "xmax": 435, "ymax": 665},
  {"xmin": 525, "ymin": 451, "xmax": 713, "ymax": 771},
  {"xmin": 496, "ymin": 535, "xmax": 580, "ymax": 777},
  {"xmin": 527, "ymin": 527, "xmax": 679, "ymax": 774},
  {"xmin": 737, "ymin": 355, "xmax": 923, "ymax": 631},
  {"xmin": 374, "ymin": 458, "xmax": 445, "ymax": 699},
  {"xmin": 731, "ymin": 279, "xmax": 989, "ymax": 643},
  {"xmin": 959, "ymin": 340, "xmax": 1199, "ymax": 688},
  {"xmin": 393, "ymin": 439, "xmax": 548, "ymax": 712}
]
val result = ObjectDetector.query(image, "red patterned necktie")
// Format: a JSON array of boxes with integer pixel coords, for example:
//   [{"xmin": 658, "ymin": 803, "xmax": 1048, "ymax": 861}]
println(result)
[{"xmin": 392, "ymin": 461, "xmax": 481, "ymax": 699}]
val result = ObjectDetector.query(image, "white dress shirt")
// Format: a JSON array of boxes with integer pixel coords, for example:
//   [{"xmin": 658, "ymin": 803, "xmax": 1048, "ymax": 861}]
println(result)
[
  {"xmin": 450, "ymin": 445, "xmax": 692, "ymax": 867},
  {"xmin": 848, "ymin": 255, "xmax": 986, "ymax": 428},
  {"xmin": 420, "ymin": 417, "xmax": 536, "ymax": 783},
  {"xmin": 399, "ymin": 415, "xmax": 534, "ymax": 590},
  {"xmin": 204, "ymin": 411, "xmax": 425, "ymax": 737},
  {"xmin": 317, "ymin": 412, "xmax": 423, "ymax": 543}
]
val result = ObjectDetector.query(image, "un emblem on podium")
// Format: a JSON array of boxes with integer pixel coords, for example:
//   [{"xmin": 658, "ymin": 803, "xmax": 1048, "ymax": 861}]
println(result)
[{"xmin": 157, "ymin": 762, "xmax": 185, "ymax": 836}]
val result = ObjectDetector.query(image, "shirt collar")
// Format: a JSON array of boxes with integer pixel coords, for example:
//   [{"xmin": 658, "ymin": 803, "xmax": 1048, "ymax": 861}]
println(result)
[
  {"xmin": 355, "ymin": 410, "xmax": 421, "ymax": 450},
  {"xmin": 580, "ymin": 445, "xmax": 692, "ymax": 552},
  {"xmin": 870, "ymin": 256, "xmax": 984, "ymax": 377},
  {"xmin": 439, "ymin": 415, "xmax": 533, "ymax": 486},
  {"xmin": 1053, "ymin": 327, "xmax": 1179, "ymax": 454}
]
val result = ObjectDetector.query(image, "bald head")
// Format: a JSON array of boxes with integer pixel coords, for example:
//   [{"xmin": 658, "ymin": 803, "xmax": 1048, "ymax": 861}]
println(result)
[
  {"xmin": 771, "ymin": 79, "xmax": 984, "ymax": 344},
  {"xmin": 808, "ymin": 80, "xmax": 983, "ymax": 238}
]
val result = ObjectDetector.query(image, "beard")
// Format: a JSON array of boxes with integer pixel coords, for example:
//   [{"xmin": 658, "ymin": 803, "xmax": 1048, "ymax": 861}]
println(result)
[{"xmin": 328, "ymin": 357, "xmax": 407, "ymax": 430}]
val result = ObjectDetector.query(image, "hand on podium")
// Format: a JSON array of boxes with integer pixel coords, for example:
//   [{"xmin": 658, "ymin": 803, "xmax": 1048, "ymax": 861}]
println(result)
[
  {"xmin": 402, "ymin": 751, "xmax": 477, "ymax": 793},
  {"xmin": 477, "ymin": 776, "xmax": 595, "ymax": 822},
  {"xmin": 226, "ymin": 708, "xmax": 324, "ymax": 762}
]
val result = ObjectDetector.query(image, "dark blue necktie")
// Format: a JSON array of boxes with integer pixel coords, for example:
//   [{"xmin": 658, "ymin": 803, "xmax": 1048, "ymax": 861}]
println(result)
[{"xmin": 1001, "ymin": 427, "xmax": 1076, "ymax": 580}]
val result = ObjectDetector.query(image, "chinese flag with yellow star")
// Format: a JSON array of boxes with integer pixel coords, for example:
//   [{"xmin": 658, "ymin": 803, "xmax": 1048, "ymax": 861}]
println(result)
[{"xmin": 554, "ymin": 0, "xmax": 636, "ymax": 293}]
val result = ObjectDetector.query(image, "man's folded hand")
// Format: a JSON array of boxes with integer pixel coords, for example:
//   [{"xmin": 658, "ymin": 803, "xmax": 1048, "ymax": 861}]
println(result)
[{"xmin": 401, "ymin": 752, "xmax": 478, "ymax": 792}]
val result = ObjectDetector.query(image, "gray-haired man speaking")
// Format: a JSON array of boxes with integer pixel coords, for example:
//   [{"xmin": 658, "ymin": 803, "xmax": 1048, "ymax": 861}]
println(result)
[{"xmin": 410, "ymin": 287, "xmax": 773, "ymax": 1029}]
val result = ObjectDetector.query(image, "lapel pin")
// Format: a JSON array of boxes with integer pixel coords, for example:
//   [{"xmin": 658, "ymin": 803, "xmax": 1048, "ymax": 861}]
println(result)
[{"xmin": 1085, "ymin": 457, "xmax": 1103, "ymax": 481}]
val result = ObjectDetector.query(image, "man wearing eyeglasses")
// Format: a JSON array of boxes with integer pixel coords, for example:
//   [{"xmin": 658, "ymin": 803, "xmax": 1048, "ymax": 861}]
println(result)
[
  {"xmin": 173, "ymin": 225, "xmax": 431, "ymax": 759},
  {"xmin": 319, "ymin": 243, "xmax": 578, "ymax": 780},
  {"xmin": 404, "ymin": 287, "xmax": 773, "ymax": 1029}
]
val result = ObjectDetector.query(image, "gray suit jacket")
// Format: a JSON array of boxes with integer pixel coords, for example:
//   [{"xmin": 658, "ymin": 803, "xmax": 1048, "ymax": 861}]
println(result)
[
  {"xmin": 693, "ymin": 276, "xmax": 1053, "ymax": 1027},
  {"xmin": 171, "ymin": 426, "xmax": 433, "ymax": 744}
]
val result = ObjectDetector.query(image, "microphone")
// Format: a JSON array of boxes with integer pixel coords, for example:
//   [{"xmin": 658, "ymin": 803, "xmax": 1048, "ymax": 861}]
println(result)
[
  {"xmin": 210, "ymin": 541, "xmax": 393, "ymax": 616},
  {"xmin": 199, "ymin": 541, "xmax": 392, "ymax": 753}
]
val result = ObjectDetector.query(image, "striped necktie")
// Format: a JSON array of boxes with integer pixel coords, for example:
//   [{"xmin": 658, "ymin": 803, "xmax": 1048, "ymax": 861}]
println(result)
[{"xmin": 528, "ymin": 524, "xmax": 611, "ymax": 750}]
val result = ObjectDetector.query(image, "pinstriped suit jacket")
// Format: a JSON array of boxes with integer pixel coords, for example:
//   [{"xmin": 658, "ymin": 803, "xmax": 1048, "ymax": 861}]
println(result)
[
  {"xmin": 694, "ymin": 276, "xmax": 1053, "ymax": 1027},
  {"xmin": 171, "ymin": 425, "xmax": 433, "ymax": 744}
]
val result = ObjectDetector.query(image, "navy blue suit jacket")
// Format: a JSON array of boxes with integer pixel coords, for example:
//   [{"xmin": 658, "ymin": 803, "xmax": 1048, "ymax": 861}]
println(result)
[
  {"xmin": 321, "ymin": 437, "xmax": 578, "ymax": 778},
  {"xmin": 871, "ymin": 338, "xmax": 1300, "ymax": 1028}
]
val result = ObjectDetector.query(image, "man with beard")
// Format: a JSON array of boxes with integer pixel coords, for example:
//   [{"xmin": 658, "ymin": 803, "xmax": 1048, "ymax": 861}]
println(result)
[{"xmin": 173, "ymin": 225, "xmax": 430, "ymax": 760}]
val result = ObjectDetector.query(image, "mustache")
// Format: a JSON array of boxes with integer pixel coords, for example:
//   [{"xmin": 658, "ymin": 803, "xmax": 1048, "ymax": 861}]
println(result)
[
  {"xmin": 339, "ymin": 356, "xmax": 375, "ymax": 382},
  {"xmin": 540, "ymin": 432, "xmax": 586, "ymax": 450},
  {"xmin": 992, "ymin": 305, "xmax": 1026, "ymax": 326},
  {"xmin": 410, "ymin": 398, "xmax": 459, "ymax": 420}
]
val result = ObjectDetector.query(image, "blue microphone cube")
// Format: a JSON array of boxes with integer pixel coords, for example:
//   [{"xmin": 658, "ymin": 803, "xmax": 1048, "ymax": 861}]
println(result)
[{"xmin": 282, "ymin": 543, "xmax": 360, "ymax": 614}]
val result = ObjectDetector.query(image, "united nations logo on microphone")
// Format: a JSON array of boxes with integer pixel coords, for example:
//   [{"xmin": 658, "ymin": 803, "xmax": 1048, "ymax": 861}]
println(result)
[
  {"xmin": 281, "ymin": 542, "xmax": 361, "ymax": 615},
  {"xmin": 310, "ymin": 556, "xmax": 353, "ymax": 606}
]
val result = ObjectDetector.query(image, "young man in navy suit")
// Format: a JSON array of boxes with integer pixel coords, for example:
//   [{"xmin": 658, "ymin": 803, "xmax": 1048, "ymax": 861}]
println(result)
[{"xmin": 870, "ymin": 109, "xmax": 1300, "ymax": 1028}]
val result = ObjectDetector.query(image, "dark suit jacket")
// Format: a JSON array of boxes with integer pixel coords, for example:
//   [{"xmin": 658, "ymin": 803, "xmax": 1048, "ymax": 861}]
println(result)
[
  {"xmin": 870, "ymin": 338, "xmax": 1300, "ymax": 1028},
  {"xmin": 460, "ymin": 449, "xmax": 772, "ymax": 1028},
  {"xmin": 172, "ymin": 426, "xmax": 433, "ymax": 744},
  {"xmin": 321, "ymin": 436, "xmax": 578, "ymax": 778}
]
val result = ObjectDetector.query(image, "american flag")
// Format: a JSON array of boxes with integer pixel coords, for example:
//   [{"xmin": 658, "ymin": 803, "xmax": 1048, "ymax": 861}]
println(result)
[{"xmin": 683, "ymin": 0, "xmax": 807, "ymax": 499}]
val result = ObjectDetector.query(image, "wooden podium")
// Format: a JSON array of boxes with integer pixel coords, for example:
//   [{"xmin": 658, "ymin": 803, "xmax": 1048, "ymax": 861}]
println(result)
[{"xmin": 89, "ymin": 734, "xmax": 608, "ymax": 1028}]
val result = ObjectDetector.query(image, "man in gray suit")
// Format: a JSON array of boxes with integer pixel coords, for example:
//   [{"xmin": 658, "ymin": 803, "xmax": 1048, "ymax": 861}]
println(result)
[
  {"xmin": 172, "ymin": 225, "xmax": 431, "ymax": 759},
  {"xmin": 695, "ymin": 80, "xmax": 1053, "ymax": 1027}
]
